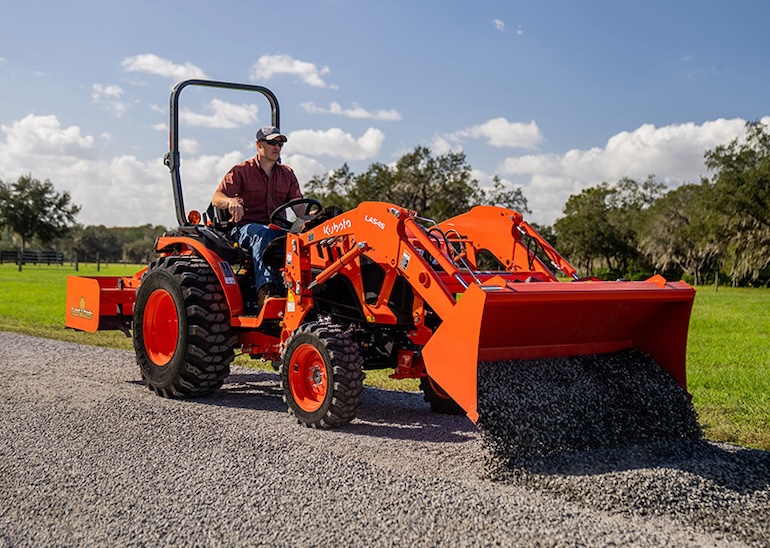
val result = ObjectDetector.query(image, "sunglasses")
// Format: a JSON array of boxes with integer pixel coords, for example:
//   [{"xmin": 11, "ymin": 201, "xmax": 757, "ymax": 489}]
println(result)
[{"xmin": 262, "ymin": 139, "xmax": 284, "ymax": 147}]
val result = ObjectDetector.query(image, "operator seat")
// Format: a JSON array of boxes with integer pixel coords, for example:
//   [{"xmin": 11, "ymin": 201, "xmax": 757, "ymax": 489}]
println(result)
[
  {"xmin": 204, "ymin": 203, "xmax": 234, "ymax": 233},
  {"xmin": 203, "ymin": 203, "xmax": 253, "ymax": 265}
]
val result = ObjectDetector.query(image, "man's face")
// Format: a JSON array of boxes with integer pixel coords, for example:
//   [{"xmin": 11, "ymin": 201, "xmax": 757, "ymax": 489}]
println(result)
[{"xmin": 258, "ymin": 139, "xmax": 284, "ymax": 161}]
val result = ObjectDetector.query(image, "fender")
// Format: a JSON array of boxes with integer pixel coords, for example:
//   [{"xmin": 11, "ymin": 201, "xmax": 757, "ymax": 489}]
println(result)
[{"xmin": 156, "ymin": 235, "xmax": 245, "ymax": 317}]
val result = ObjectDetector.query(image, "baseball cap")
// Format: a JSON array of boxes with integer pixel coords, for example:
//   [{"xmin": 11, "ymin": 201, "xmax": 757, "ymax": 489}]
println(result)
[{"xmin": 256, "ymin": 126, "xmax": 287, "ymax": 142}]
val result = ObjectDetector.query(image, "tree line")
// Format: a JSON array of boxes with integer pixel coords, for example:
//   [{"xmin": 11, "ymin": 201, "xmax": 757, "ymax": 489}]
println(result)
[{"xmin": 1, "ymin": 121, "xmax": 767, "ymax": 285}]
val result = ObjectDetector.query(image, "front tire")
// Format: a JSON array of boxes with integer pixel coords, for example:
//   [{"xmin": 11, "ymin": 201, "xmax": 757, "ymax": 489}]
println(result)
[
  {"xmin": 133, "ymin": 255, "xmax": 236, "ymax": 398},
  {"xmin": 280, "ymin": 320, "xmax": 364, "ymax": 428},
  {"xmin": 420, "ymin": 375, "xmax": 465, "ymax": 415}
]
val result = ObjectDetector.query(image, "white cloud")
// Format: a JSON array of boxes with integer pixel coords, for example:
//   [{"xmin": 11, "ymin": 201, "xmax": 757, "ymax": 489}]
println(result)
[
  {"xmin": 287, "ymin": 127, "xmax": 385, "ymax": 161},
  {"xmin": 445, "ymin": 118, "xmax": 544, "ymax": 149},
  {"xmin": 301, "ymin": 101, "xmax": 402, "ymax": 121},
  {"xmin": 91, "ymin": 83, "xmax": 122, "ymax": 100},
  {"xmin": 179, "ymin": 151, "xmax": 245, "ymax": 214},
  {"xmin": 91, "ymin": 83, "xmax": 128, "ymax": 117},
  {"xmin": 250, "ymin": 54, "xmax": 336, "ymax": 89},
  {"xmin": 282, "ymin": 153, "xmax": 328, "ymax": 184},
  {"xmin": 0, "ymin": 112, "xmax": 197, "ymax": 227},
  {"xmin": 497, "ymin": 118, "xmax": 762, "ymax": 225},
  {"xmin": 179, "ymin": 138, "xmax": 200, "ymax": 155},
  {"xmin": 121, "ymin": 54, "xmax": 207, "ymax": 80},
  {"xmin": 2, "ymin": 109, "xmax": 764, "ymax": 231},
  {"xmin": 180, "ymin": 99, "xmax": 259, "ymax": 129},
  {"xmin": 430, "ymin": 134, "xmax": 462, "ymax": 156},
  {"xmin": 0, "ymin": 114, "xmax": 95, "ymax": 162},
  {"xmin": 493, "ymin": 19, "xmax": 505, "ymax": 32}
]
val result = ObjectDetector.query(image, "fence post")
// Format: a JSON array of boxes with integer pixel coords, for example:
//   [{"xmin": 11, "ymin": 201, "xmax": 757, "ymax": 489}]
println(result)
[
  {"xmin": 75, "ymin": 252, "xmax": 79, "ymax": 272},
  {"xmin": 97, "ymin": 252, "xmax": 101, "ymax": 272},
  {"xmin": 17, "ymin": 248, "xmax": 22, "ymax": 272}
]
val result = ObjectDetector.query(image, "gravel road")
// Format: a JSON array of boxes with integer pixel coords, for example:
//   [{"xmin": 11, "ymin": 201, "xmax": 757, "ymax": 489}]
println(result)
[{"xmin": 1, "ymin": 331, "xmax": 768, "ymax": 547}]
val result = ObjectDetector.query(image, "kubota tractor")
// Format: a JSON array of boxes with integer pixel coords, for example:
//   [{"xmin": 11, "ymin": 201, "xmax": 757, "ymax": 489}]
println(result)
[{"xmin": 65, "ymin": 79, "xmax": 696, "ymax": 430}]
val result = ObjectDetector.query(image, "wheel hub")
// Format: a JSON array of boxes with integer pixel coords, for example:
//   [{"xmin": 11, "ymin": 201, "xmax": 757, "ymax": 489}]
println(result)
[
  {"xmin": 289, "ymin": 343, "xmax": 329, "ymax": 412},
  {"xmin": 309, "ymin": 366, "xmax": 324, "ymax": 391},
  {"xmin": 143, "ymin": 288, "xmax": 179, "ymax": 366}
]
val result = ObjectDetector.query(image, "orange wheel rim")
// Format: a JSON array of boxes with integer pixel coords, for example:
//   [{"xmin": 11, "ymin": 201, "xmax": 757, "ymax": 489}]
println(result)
[
  {"xmin": 289, "ymin": 343, "xmax": 328, "ymax": 412},
  {"xmin": 143, "ymin": 289, "xmax": 179, "ymax": 366}
]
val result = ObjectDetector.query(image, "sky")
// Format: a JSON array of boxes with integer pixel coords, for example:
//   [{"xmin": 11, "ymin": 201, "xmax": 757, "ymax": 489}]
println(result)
[{"xmin": 1, "ymin": 1, "xmax": 769, "ymax": 229}]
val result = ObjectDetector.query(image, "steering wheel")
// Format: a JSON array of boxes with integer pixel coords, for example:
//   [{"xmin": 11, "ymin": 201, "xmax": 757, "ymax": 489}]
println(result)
[{"xmin": 269, "ymin": 197, "xmax": 323, "ymax": 232}]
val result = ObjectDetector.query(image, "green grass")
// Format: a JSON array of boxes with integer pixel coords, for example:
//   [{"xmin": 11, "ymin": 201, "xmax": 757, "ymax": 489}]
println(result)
[
  {"xmin": 0, "ymin": 262, "xmax": 767, "ymax": 450},
  {"xmin": 686, "ymin": 287, "xmax": 770, "ymax": 450}
]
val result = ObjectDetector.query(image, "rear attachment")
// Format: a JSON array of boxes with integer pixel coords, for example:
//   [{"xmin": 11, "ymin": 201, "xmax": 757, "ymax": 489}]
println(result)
[{"xmin": 65, "ymin": 274, "xmax": 141, "ymax": 334}]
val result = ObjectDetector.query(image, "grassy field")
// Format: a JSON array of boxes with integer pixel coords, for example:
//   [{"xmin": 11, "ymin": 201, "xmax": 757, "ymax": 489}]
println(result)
[
  {"xmin": 686, "ymin": 287, "xmax": 770, "ymax": 449},
  {"xmin": 1, "ymin": 262, "xmax": 767, "ymax": 450}
]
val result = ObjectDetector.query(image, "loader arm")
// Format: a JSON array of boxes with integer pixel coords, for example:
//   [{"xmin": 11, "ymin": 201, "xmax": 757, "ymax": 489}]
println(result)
[{"xmin": 439, "ymin": 205, "xmax": 579, "ymax": 280}]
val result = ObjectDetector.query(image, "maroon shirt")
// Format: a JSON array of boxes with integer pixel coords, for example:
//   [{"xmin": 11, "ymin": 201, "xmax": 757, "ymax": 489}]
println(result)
[{"xmin": 216, "ymin": 157, "xmax": 302, "ymax": 224}]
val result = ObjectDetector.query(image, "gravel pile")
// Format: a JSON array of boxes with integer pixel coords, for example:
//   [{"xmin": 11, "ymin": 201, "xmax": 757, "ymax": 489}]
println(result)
[{"xmin": 477, "ymin": 349, "xmax": 702, "ymax": 466}]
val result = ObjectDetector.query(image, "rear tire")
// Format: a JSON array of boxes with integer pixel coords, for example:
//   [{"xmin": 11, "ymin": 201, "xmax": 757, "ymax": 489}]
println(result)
[
  {"xmin": 280, "ymin": 320, "xmax": 364, "ymax": 428},
  {"xmin": 420, "ymin": 376, "xmax": 465, "ymax": 415},
  {"xmin": 133, "ymin": 255, "xmax": 236, "ymax": 398}
]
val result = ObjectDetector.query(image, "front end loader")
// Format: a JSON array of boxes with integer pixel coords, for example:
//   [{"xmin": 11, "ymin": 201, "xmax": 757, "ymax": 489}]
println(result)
[{"xmin": 66, "ymin": 79, "xmax": 697, "ymax": 444}]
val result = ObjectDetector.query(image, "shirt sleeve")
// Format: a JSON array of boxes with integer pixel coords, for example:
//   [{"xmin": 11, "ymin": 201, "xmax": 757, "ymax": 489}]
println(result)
[{"xmin": 216, "ymin": 168, "xmax": 242, "ymax": 198}]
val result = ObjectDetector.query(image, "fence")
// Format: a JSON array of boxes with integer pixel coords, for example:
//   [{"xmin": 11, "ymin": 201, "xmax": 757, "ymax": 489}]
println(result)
[{"xmin": 0, "ymin": 250, "xmax": 65, "ymax": 266}]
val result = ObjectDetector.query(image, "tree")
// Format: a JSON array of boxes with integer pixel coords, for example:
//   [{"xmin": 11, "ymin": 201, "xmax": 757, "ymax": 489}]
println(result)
[
  {"xmin": 304, "ymin": 164, "xmax": 357, "ymax": 211},
  {"xmin": 117, "ymin": 224, "xmax": 169, "ymax": 264},
  {"xmin": 553, "ymin": 184, "xmax": 617, "ymax": 276},
  {"xmin": 70, "ymin": 225, "xmax": 122, "ymax": 263},
  {"xmin": 481, "ymin": 175, "xmax": 531, "ymax": 214},
  {"xmin": 0, "ymin": 174, "xmax": 80, "ymax": 251},
  {"xmin": 637, "ymin": 181, "xmax": 722, "ymax": 284},
  {"xmin": 705, "ymin": 121, "xmax": 770, "ymax": 284},
  {"xmin": 350, "ymin": 147, "xmax": 483, "ymax": 220},
  {"xmin": 706, "ymin": 121, "xmax": 770, "ymax": 230},
  {"xmin": 553, "ymin": 177, "xmax": 663, "ymax": 278}
]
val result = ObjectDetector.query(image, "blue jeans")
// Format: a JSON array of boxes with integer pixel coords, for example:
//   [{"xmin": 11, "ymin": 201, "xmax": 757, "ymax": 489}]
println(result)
[{"xmin": 232, "ymin": 223, "xmax": 284, "ymax": 290}]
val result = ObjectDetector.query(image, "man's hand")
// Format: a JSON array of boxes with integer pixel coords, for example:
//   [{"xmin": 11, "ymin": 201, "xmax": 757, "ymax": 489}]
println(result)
[{"xmin": 228, "ymin": 197, "xmax": 244, "ymax": 223}]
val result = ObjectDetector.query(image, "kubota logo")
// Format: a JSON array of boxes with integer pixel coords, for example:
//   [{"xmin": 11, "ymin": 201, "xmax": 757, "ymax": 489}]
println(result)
[
  {"xmin": 70, "ymin": 296, "xmax": 93, "ymax": 320},
  {"xmin": 364, "ymin": 215, "xmax": 386, "ymax": 230},
  {"xmin": 322, "ymin": 218, "xmax": 352, "ymax": 236}
]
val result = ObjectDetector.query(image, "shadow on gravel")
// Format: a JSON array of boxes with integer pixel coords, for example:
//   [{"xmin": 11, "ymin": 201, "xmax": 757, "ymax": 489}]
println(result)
[
  {"xmin": 493, "ymin": 440, "xmax": 770, "ymax": 495},
  {"xmin": 345, "ymin": 387, "xmax": 477, "ymax": 444},
  {"xmin": 189, "ymin": 370, "xmax": 477, "ymax": 443},
  {"xmin": 200, "ymin": 371, "xmax": 287, "ymax": 412}
]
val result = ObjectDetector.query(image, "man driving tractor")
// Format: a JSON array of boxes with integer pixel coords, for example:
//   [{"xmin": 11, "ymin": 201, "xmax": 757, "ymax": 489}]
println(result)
[{"xmin": 211, "ymin": 126, "xmax": 303, "ymax": 306}]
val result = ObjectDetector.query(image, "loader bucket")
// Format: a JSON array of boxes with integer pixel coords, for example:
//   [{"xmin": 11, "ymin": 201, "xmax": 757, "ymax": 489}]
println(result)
[{"xmin": 420, "ymin": 276, "xmax": 695, "ymax": 422}]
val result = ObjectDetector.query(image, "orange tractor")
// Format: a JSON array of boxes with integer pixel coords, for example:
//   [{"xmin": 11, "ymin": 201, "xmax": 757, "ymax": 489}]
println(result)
[{"xmin": 66, "ymin": 80, "xmax": 696, "ymax": 429}]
